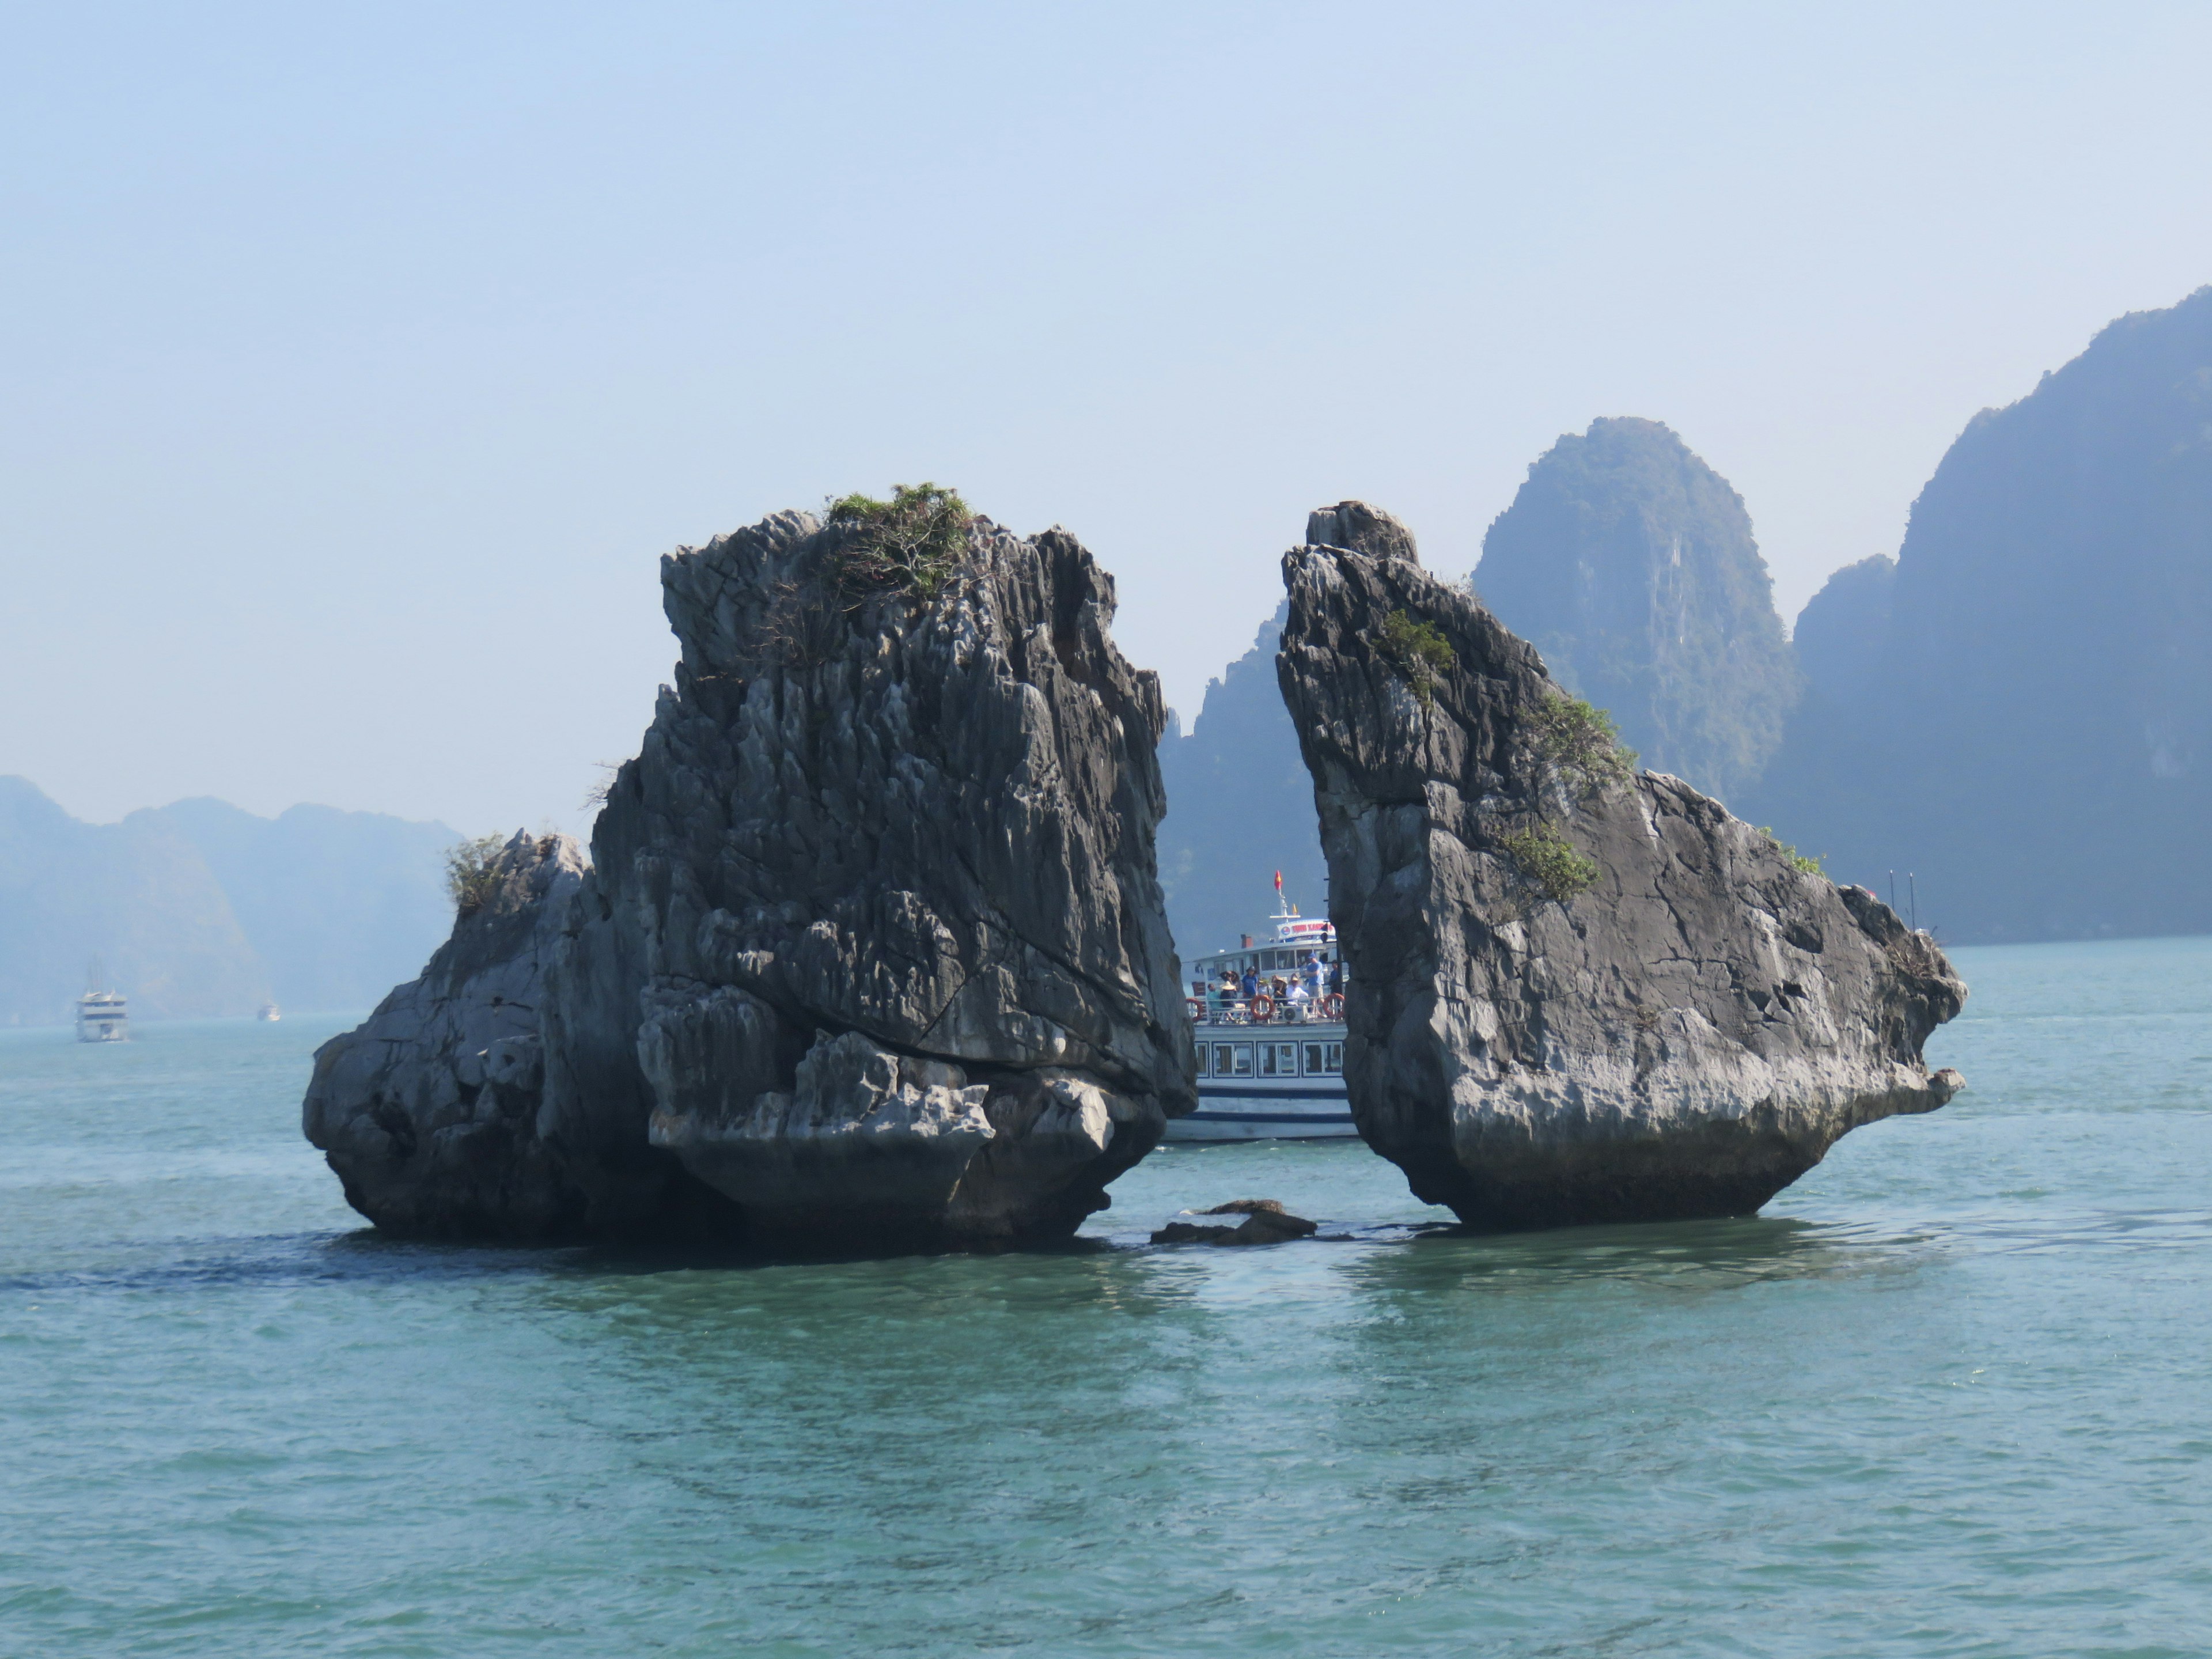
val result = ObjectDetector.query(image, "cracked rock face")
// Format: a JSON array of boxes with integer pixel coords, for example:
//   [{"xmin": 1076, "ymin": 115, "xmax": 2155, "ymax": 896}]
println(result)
[
  {"xmin": 548, "ymin": 507, "xmax": 1192, "ymax": 1247},
  {"xmin": 303, "ymin": 832, "xmax": 730, "ymax": 1238},
  {"xmin": 1277, "ymin": 506, "xmax": 1967, "ymax": 1230}
]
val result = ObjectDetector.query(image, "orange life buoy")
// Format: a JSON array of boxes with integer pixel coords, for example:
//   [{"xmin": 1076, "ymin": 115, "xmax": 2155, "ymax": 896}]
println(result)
[
  {"xmin": 1320, "ymin": 993, "xmax": 1344, "ymax": 1020},
  {"xmin": 1186, "ymin": 997, "xmax": 1206, "ymax": 1022},
  {"xmin": 1248, "ymin": 993, "xmax": 1275, "ymax": 1022}
]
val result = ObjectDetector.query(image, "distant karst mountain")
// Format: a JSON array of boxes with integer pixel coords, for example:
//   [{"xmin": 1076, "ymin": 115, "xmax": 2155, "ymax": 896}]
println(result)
[
  {"xmin": 1155, "ymin": 601, "xmax": 1330, "ymax": 960},
  {"xmin": 1791, "ymin": 553, "xmax": 1896, "ymax": 711},
  {"xmin": 0, "ymin": 777, "xmax": 458, "ymax": 1022},
  {"xmin": 1474, "ymin": 416, "xmax": 1800, "ymax": 805},
  {"xmin": 1748, "ymin": 285, "xmax": 2212, "ymax": 942}
]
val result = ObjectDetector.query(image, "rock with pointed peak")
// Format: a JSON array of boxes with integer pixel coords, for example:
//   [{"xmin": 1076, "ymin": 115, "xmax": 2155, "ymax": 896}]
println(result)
[{"xmin": 1277, "ymin": 503, "xmax": 1965, "ymax": 1231}]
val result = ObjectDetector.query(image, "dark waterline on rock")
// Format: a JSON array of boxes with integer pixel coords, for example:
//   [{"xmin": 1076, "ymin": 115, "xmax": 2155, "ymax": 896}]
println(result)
[{"xmin": 6, "ymin": 936, "xmax": 2212, "ymax": 1656}]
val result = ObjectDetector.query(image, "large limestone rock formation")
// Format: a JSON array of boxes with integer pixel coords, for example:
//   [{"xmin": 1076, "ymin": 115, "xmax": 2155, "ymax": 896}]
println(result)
[
  {"xmin": 306, "ymin": 505, "xmax": 1191, "ymax": 1249},
  {"xmin": 1277, "ymin": 504, "xmax": 1965, "ymax": 1230},
  {"xmin": 302, "ymin": 831, "xmax": 730, "ymax": 1237},
  {"xmin": 546, "ymin": 505, "xmax": 1192, "ymax": 1247}
]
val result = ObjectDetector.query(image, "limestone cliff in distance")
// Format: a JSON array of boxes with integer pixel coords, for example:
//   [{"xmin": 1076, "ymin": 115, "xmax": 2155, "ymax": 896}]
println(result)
[
  {"xmin": 1278, "ymin": 503, "xmax": 1963, "ymax": 1230},
  {"xmin": 1790, "ymin": 553, "xmax": 1896, "ymax": 711},
  {"xmin": 1474, "ymin": 417, "xmax": 1799, "ymax": 806},
  {"xmin": 1154, "ymin": 601, "xmax": 1331, "ymax": 959},
  {"xmin": 1749, "ymin": 285, "xmax": 2212, "ymax": 942}
]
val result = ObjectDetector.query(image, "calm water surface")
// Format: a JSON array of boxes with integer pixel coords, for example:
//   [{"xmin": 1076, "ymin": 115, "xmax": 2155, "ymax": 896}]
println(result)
[{"xmin": 5, "ymin": 937, "xmax": 2212, "ymax": 1657}]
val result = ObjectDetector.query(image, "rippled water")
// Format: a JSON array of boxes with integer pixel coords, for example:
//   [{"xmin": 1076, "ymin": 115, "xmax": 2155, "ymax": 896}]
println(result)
[{"xmin": 5, "ymin": 937, "xmax": 2212, "ymax": 1657}]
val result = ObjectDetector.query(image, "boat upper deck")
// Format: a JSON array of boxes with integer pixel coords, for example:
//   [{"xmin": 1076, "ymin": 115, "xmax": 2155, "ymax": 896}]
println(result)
[{"xmin": 1185, "ymin": 903, "xmax": 1343, "ymax": 1028}]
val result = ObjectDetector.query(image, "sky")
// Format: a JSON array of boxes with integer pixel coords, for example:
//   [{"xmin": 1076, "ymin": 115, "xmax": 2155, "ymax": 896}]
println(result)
[{"xmin": 6, "ymin": 1, "xmax": 2211, "ymax": 837}]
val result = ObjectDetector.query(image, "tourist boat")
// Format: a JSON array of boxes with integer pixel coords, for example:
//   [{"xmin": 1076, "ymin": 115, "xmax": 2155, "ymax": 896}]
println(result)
[
  {"xmin": 257, "ymin": 1003, "xmax": 282, "ymax": 1022},
  {"xmin": 76, "ymin": 963, "xmax": 127, "ymax": 1043},
  {"xmin": 1167, "ymin": 884, "xmax": 1355, "ymax": 1142}
]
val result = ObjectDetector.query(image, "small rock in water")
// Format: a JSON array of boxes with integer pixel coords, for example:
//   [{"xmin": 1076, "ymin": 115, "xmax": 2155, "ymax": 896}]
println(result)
[{"xmin": 1152, "ymin": 1201, "xmax": 1318, "ymax": 1246}]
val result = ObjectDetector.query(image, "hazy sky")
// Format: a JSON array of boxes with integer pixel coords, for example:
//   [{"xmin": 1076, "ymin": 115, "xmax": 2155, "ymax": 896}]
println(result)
[{"xmin": 7, "ymin": 1, "xmax": 2211, "ymax": 836}]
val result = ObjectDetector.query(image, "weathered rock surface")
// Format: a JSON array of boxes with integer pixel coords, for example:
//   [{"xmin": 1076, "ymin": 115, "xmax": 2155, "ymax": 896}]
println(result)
[
  {"xmin": 544, "ymin": 507, "xmax": 1192, "ymax": 1247},
  {"xmin": 305, "ymin": 505, "xmax": 1188, "ymax": 1250},
  {"xmin": 302, "ymin": 832, "xmax": 732, "ymax": 1237},
  {"xmin": 1277, "ymin": 505, "xmax": 1967, "ymax": 1231}
]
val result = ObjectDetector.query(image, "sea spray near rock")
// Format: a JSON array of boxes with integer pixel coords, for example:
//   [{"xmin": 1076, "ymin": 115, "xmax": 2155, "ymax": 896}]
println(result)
[
  {"xmin": 307, "ymin": 500, "xmax": 1192, "ymax": 1247},
  {"xmin": 1277, "ymin": 503, "xmax": 1966, "ymax": 1230}
]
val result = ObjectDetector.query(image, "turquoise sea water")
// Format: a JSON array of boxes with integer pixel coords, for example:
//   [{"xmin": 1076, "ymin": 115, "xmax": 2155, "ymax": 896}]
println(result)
[{"xmin": 4, "ymin": 938, "xmax": 2211, "ymax": 1657}]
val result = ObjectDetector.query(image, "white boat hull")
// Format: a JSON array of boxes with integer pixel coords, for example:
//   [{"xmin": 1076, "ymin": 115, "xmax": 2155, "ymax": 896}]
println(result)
[{"xmin": 1166, "ymin": 1086, "xmax": 1358, "ymax": 1141}]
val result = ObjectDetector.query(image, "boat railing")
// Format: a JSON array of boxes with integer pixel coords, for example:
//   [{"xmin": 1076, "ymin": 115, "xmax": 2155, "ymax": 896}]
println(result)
[{"xmin": 1185, "ymin": 995, "xmax": 1344, "ymax": 1027}]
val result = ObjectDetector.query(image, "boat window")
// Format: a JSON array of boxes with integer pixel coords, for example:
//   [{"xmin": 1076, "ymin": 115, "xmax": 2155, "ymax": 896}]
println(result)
[
  {"xmin": 1302, "ymin": 1042, "xmax": 1324, "ymax": 1075},
  {"xmin": 1323, "ymin": 1042, "xmax": 1344, "ymax": 1075},
  {"xmin": 1214, "ymin": 1042, "xmax": 1251, "ymax": 1077},
  {"xmin": 1259, "ymin": 1041, "xmax": 1297, "ymax": 1077},
  {"xmin": 1193, "ymin": 1039, "xmax": 1209, "ymax": 1075}
]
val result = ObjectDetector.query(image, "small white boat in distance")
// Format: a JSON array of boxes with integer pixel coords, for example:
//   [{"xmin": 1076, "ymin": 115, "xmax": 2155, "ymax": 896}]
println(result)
[
  {"xmin": 257, "ymin": 1003, "xmax": 282, "ymax": 1022},
  {"xmin": 77, "ymin": 962, "xmax": 127, "ymax": 1043},
  {"xmin": 1168, "ymin": 888, "xmax": 1355, "ymax": 1142}
]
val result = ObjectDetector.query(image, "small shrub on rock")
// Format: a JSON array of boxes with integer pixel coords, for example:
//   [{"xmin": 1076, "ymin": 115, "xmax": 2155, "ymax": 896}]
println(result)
[
  {"xmin": 1758, "ymin": 826, "xmax": 1826, "ymax": 876},
  {"xmin": 1529, "ymin": 690, "xmax": 1637, "ymax": 797},
  {"xmin": 1501, "ymin": 823, "xmax": 1600, "ymax": 902},
  {"xmin": 825, "ymin": 482, "xmax": 974, "ymax": 600},
  {"xmin": 1372, "ymin": 609, "xmax": 1456, "ymax": 706},
  {"xmin": 445, "ymin": 833, "xmax": 512, "ymax": 918}
]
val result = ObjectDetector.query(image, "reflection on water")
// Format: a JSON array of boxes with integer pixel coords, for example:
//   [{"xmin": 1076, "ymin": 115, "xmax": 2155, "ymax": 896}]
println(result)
[{"xmin": 5, "ymin": 941, "xmax": 2212, "ymax": 1657}]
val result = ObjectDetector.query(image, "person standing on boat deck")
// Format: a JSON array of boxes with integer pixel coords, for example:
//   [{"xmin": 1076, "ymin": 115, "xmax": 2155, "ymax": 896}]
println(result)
[{"xmin": 1240, "ymin": 965, "xmax": 1259, "ymax": 1003}]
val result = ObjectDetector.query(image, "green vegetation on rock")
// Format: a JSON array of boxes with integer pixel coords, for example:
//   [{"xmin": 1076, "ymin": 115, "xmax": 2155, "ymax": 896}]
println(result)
[
  {"xmin": 444, "ymin": 833, "xmax": 512, "ymax": 917},
  {"xmin": 1758, "ymin": 826, "xmax": 1825, "ymax": 877},
  {"xmin": 825, "ymin": 483, "xmax": 974, "ymax": 599},
  {"xmin": 1530, "ymin": 690, "xmax": 1637, "ymax": 796},
  {"xmin": 1501, "ymin": 823, "xmax": 1599, "ymax": 902},
  {"xmin": 1372, "ymin": 609, "xmax": 1455, "ymax": 706}
]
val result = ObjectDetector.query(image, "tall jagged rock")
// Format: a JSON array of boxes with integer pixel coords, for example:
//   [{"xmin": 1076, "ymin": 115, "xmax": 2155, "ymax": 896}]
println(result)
[
  {"xmin": 543, "ymin": 506, "xmax": 1192, "ymax": 1247},
  {"xmin": 302, "ymin": 831, "xmax": 729, "ymax": 1237},
  {"xmin": 306, "ymin": 507, "xmax": 1191, "ymax": 1249},
  {"xmin": 1278, "ymin": 504, "xmax": 1965, "ymax": 1230}
]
